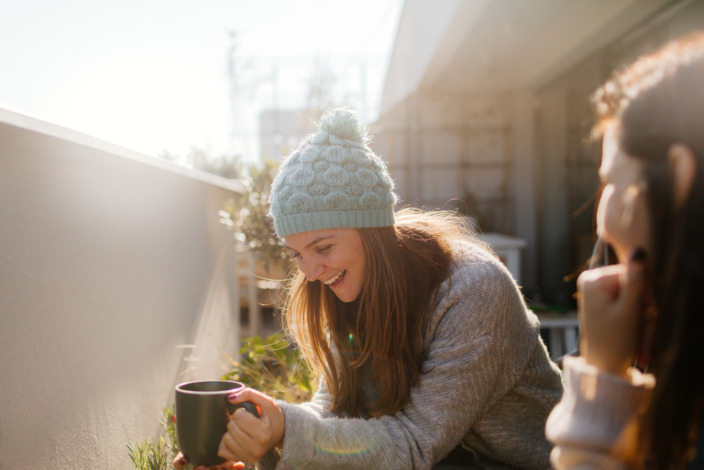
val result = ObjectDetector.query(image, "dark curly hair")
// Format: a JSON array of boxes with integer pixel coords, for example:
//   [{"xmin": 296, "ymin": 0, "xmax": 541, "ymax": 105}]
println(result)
[{"xmin": 592, "ymin": 31, "xmax": 704, "ymax": 469}]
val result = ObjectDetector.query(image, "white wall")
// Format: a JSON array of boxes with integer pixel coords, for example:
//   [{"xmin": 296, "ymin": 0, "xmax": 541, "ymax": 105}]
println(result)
[{"xmin": 0, "ymin": 108, "xmax": 242, "ymax": 469}]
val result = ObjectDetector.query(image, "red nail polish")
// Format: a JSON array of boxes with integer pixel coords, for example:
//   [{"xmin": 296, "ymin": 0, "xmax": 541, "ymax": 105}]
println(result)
[
  {"xmin": 631, "ymin": 248, "xmax": 647, "ymax": 263},
  {"xmin": 227, "ymin": 392, "xmax": 238, "ymax": 401},
  {"xmin": 177, "ymin": 457, "xmax": 187, "ymax": 465}
]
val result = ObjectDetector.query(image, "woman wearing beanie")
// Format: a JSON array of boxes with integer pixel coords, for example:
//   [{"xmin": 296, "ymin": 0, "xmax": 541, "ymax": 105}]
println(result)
[{"xmin": 176, "ymin": 108, "xmax": 563, "ymax": 470}]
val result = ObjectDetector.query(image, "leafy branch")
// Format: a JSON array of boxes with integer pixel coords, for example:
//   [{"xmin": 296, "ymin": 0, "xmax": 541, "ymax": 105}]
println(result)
[
  {"xmin": 219, "ymin": 160, "xmax": 287, "ymax": 268},
  {"xmin": 126, "ymin": 405, "xmax": 179, "ymax": 470},
  {"xmin": 221, "ymin": 333, "xmax": 315, "ymax": 404}
]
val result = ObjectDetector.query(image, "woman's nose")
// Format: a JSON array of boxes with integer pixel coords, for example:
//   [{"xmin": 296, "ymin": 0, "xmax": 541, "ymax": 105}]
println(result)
[{"xmin": 299, "ymin": 257, "xmax": 324, "ymax": 282}]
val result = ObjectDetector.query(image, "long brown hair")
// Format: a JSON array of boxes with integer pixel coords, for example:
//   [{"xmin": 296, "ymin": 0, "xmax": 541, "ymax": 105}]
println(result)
[
  {"xmin": 591, "ymin": 31, "xmax": 704, "ymax": 469},
  {"xmin": 283, "ymin": 208, "xmax": 476, "ymax": 417}
]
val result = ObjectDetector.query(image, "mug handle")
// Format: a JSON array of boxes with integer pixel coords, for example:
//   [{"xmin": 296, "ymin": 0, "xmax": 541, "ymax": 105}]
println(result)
[{"xmin": 227, "ymin": 400, "xmax": 260, "ymax": 418}]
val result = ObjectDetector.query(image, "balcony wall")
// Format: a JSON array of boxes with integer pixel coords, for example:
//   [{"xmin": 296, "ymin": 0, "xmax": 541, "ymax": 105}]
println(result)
[{"xmin": 0, "ymin": 107, "xmax": 243, "ymax": 468}]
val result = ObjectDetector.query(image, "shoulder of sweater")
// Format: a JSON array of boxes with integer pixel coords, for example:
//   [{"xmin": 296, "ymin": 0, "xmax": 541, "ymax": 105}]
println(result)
[
  {"xmin": 444, "ymin": 239, "xmax": 516, "ymax": 292},
  {"xmin": 424, "ymin": 238, "xmax": 527, "ymax": 330}
]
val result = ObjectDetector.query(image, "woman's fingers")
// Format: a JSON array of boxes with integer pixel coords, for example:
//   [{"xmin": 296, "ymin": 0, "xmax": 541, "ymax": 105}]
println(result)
[
  {"xmin": 173, "ymin": 452, "xmax": 188, "ymax": 470},
  {"xmin": 577, "ymin": 252, "xmax": 647, "ymax": 375},
  {"xmin": 220, "ymin": 407, "xmax": 270, "ymax": 462},
  {"xmin": 218, "ymin": 388, "xmax": 286, "ymax": 462},
  {"xmin": 219, "ymin": 414, "xmax": 255, "ymax": 462},
  {"xmin": 173, "ymin": 442, "xmax": 245, "ymax": 469},
  {"xmin": 229, "ymin": 388, "xmax": 285, "ymax": 446}
]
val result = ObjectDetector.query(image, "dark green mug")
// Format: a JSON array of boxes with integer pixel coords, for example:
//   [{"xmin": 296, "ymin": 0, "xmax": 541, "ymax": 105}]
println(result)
[{"xmin": 175, "ymin": 380, "xmax": 259, "ymax": 467}]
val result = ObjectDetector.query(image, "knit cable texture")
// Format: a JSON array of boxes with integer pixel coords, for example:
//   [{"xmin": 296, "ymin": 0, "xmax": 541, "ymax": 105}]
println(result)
[{"xmin": 269, "ymin": 108, "xmax": 397, "ymax": 238}]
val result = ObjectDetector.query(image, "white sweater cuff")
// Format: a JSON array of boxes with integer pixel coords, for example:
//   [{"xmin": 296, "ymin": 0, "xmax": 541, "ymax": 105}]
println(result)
[{"xmin": 546, "ymin": 356, "xmax": 654, "ymax": 449}]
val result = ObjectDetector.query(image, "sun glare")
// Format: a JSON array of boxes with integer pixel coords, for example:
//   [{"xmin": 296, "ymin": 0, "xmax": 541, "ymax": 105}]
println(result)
[{"xmin": 0, "ymin": 0, "xmax": 402, "ymax": 161}]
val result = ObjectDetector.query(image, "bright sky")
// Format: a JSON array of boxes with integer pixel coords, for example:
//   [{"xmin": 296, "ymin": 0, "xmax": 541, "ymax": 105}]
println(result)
[{"xmin": 0, "ymin": 0, "xmax": 402, "ymax": 160}]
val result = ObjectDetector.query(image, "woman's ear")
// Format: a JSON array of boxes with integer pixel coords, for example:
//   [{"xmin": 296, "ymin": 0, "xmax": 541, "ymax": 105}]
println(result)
[{"xmin": 668, "ymin": 143, "xmax": 697, "ymax": 210}]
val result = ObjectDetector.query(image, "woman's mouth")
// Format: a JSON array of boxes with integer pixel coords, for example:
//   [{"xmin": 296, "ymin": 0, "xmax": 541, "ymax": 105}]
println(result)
[{"xmin": 323, "ymin": 270, "xmax": 345, "ymax": 287}]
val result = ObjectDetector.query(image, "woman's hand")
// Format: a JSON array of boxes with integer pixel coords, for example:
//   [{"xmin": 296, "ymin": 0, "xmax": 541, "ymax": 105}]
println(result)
[
  {"xmin": 218, "ymin": 387, "xmax": 286, "ymax": 463},
  {"xmin": 172, "ymin": 452, "xmax": 244, "ymax": 470},
  {"xmin": 577, "ymin": 250, "xmax": 648, "ymax": 376}
]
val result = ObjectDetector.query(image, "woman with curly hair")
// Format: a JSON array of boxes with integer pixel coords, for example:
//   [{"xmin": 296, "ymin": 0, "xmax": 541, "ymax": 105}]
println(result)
[{"xmin": 546, "ymin": 31, "xmax": 704, "ymax": 469}]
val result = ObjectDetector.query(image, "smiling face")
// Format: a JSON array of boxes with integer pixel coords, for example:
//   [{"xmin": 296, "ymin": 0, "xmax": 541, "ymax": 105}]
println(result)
[
  {"xmin": 596, "ymin": 124, "xmax": 653, "ymax": 262},
  {"xmin": 285, "ymin": 228, "xmax": 366, "ymax": 303}
]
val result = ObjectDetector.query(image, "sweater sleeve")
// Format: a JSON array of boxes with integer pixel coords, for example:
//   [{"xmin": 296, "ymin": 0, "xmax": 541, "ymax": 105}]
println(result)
[
  {"xmin": 260, "ymin": 246, "xmax": 560, "ymax": 470},
  {"xmin": 255, "ymin": 376, "xmax": 340, "ymax": 469},
  {"xmin": 273, "ymin": 326, "xmax": 496, "ymax": 470},
  {"xmin": 545, "ymin": 356, "xmax": 655, "ymax": 470}
]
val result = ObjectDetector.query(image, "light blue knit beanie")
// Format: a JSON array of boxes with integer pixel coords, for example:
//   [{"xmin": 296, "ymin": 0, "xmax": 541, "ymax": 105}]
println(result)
[{"xmin": 269, "ymin": 108, "xmax": 397, "ymax": 238}]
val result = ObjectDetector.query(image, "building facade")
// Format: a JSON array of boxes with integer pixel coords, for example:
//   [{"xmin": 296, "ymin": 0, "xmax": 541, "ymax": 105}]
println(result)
[{"xmin": 371, "ymin": 0, "xmax": 704, "ymax": 306}]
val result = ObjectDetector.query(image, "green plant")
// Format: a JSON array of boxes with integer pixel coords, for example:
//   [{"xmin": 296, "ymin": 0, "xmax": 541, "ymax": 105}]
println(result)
[
  {"xmin": 161, "ymin": 405, "xmax": 179, "ymax": 459},
  {"xmin": 127, "ymin": 437, "xmax": 170, "ymax": 470},
  {"xmin": 219, "ymin": 160, "xmax": 286, "ymax": 268},
  {"xmin": 127, "ymin": 406, "xmax": 178, "ymax": 470},
  {"xmin": 128, "ymin": 333, "xmax": 313, "ymax": 469},
  {"xmin": 221, "ymin": 332, "xmax": 315, "ymax": 404}
]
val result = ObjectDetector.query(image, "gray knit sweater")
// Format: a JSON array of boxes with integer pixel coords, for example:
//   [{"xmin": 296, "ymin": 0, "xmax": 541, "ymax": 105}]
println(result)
[{"xmin": 259, "ymin": 240, "xmax": 563, "ymax": 470}]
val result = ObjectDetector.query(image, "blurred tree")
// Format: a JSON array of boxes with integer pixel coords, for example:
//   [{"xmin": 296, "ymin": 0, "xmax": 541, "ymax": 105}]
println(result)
[
  {"xmin": 201, "ymin": 154, "xmax": 241, "ymax": 179},
  {"xmin": 305, "ymin": 58, "xmax": 338, "ymax": 125},
  {"xmin": 157, "ymin": 147, "xmax": 241, "ymax": 179},
  {"xmin": 219, "ymin": 159, "xmax": 286, "ymax": 267}
]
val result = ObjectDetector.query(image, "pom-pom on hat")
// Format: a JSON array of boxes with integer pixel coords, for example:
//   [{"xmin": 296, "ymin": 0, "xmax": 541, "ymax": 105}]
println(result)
[{"xmin": 269, "ymin": 108, "xmax": 397, "ymax": 238}]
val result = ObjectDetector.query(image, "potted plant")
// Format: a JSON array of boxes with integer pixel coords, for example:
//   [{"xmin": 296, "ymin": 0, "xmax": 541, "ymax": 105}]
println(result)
[{"xmin": 127, "ymin": 333, "xmax": 314, "ymax": 470}]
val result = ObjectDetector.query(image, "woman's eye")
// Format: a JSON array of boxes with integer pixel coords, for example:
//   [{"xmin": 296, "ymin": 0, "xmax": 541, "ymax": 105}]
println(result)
[{"xmin": 316, "ymin": 244, "xmax": 332, "ymax": 254}]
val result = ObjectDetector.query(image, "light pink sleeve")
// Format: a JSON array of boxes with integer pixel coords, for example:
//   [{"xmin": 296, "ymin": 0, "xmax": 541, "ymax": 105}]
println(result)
[{"xmin": 546, "ymin": 356, "xmax": 655, "ymax": 469}]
